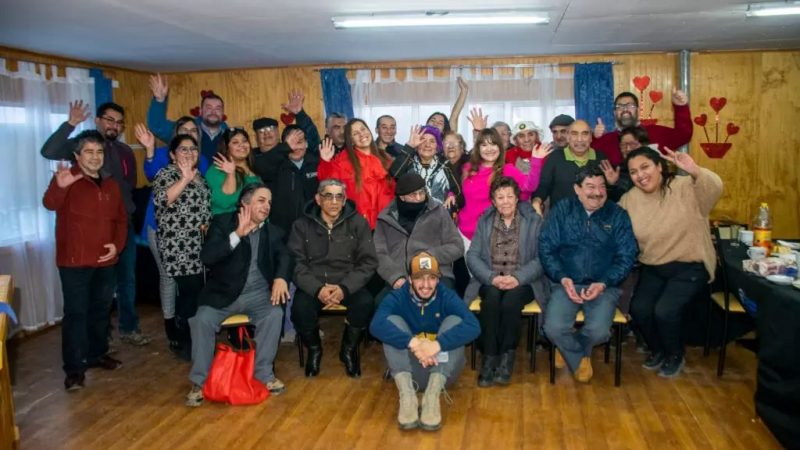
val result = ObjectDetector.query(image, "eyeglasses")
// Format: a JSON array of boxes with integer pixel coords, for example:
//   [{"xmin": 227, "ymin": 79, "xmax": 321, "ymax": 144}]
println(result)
[
  {"xmin": 175, "ymin": 146, "xmax": 199, "ymax": 154},
  {"xmin": 257, "ymin": 126, "xmax": 277, "ymax": 133},
  {"xmin": 100, "ymin": 116, "xmax": 125, "ymax": 127},
  {"xmin": 320, "ymin": 193, "xmax": 345, "ymax": 202},
  {"xmin": 614, "ymin": 104, "xmax": 638, "ymax": 111}
]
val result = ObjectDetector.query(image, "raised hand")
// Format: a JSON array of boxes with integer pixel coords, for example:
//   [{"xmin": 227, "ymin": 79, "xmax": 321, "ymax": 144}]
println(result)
[
  {"xmin": 593, "ymin": 118, "xmax": 606, "ymax": 138},
  {"xmin": 407, "ymin": 125, "xmax": 425, "ymax": 148},
  {"xmin": 67, "ymin": 100, "xmax": 91, "ymax": 127},
  {"xmin": 467, "ymin": 107, "xmax": 488, "ymax": 131},
  {"xmin": 662, "ymin": 147, "xmax": 699, "ymax": 177},
  {"xmin": 134, "ymin": 123, "xmax": 155, "ymax": 155},
  {"xmin": 54, "ymin": 161, "xmax": 83, "ymax": 188},
  {"xmin": 392, "ymin": 278, "xmax": 407, "ymax": 289},
  {"xmin": 457, "ymin": 76, "xmax": 469, "ymax": 93},
  {"xmin": 235, "ymin": 205, "xmax": 256, "ymax": 237},
  {"xmin": 671, "ymin": 87, "xmax": 688, "ymax": 106},
  {"xmin": 600, "ymin": 160, "xmax": 620, "ymax": 185},
  {"xmin": 319, "ymin": 137, "xmax": 335, "ymax": 162},
  {"xmin": 281, "ymin": 89, "xmax": 304, "ymax": 114},
  {"xmin": 149, "ymin": 73, "xmax": 169, "ymax": 102},
  {"xmin": 97, "ymin": 243, "xmax": 118, "ymax": 263},
  {"xmin": 531, "ymin": 142, "xmax": 554, "ymax": 159},
  {"xmin": 177, "ymin": 158, "xmax": 197, "ymax": 181},
  {"xmin": 284, "ymin": 129, "xmax": 305, "ymax": 152},
  {"xmin": 443, "ymin": 195, "xmax": 457, "ymax": 210},
  {"xmin": 213, "ymin": 153, "xmax": 236, "ymax": 174}
]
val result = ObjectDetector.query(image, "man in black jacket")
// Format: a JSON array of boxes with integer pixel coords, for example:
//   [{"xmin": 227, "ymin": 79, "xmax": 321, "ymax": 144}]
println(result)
[
  {"xmin": 288, "ymin": 179, "xmax": 378, "ymax": 378},
  {"xmin": 186, "ymin": 183, "xmax": 293, "ymax": 407},
  {"xmin": 252, "ymin": 125, "xmax": 319, "ymax": 236}
]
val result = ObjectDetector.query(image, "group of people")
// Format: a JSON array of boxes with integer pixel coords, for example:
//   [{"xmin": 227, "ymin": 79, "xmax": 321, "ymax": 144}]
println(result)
[{"xmin": 40, "ymin": 73, "xmax": 722, "ymax": 431}]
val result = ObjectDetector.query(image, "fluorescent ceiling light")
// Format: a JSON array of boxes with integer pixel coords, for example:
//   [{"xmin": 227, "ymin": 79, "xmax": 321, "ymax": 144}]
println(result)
[
  {"xmin": 746, "ymin": 2, "xmax": 800, "ymax": 17},
  {"xmin": 332, "ymin": 11, "xmax": 550, "ymax": 29}
]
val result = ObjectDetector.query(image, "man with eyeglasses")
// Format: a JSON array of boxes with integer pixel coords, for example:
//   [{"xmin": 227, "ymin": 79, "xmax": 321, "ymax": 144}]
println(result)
[
  {"xmin": 147, "ymin": 73, "xmax": 228, "ymax": 163},
  {"xmin": 288, "ymin": 179, "xmax": 378, "ymax": 378},
  {"xmin": 251, "ymin": 90, "xmax": 321, "ymax": 158},
  {"xmin": 591, "ymin": 88, "xmax": 692, "ymax": 166},
  {"xmin": 41, "ymin": 101, "xmax": 151, "ymax": 347}
]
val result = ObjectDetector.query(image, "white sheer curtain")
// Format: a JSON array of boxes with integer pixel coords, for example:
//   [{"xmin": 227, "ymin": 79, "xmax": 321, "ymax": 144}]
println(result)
[
  {"xmin": 352, "ymin": 64, "xmax": 575, "ymax": 148},
  {"xmin": 0, "ymin": 59, "xmax": 95, "ymax": 332}
]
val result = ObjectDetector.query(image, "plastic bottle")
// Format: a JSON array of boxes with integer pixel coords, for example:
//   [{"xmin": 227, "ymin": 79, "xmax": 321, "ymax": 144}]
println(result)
[{"xmin": 752, "ymin": 202, "xmax": 772, "ymax": 251}]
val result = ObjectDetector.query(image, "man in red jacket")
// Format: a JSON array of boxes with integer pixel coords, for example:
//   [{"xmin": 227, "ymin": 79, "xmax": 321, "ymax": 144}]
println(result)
[
  {"xmin": 591, "ymin": 88, "xmax": 692, "ymax": 165},
  {"xmin": 43, "ymin": 130, "xmax": 128, "ymax": 391}
]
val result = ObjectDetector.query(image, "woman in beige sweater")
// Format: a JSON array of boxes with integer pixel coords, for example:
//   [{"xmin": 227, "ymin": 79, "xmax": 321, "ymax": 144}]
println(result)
[{"xmin": 619, "ymin": 147, "xmax": 722, "ymax": 378}]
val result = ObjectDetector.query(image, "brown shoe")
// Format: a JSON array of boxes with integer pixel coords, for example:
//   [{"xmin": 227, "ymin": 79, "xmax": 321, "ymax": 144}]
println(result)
[
  {"xmin": 554, "ymin": 349, "xmax": 566, "ymax": 369},
  {"xmin": 575, "ymin": 357, "xmax": 593, "ymax": 383},
  {"xmin": 64, "ymin": 373, "xmax": 85, "ymax": 391},
  {"xmin": 89, "ymin": 355, "xmax": 122, "ymax": 370}
]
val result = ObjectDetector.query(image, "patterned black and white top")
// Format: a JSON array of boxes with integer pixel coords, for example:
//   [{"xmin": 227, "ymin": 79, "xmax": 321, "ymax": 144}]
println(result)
[{"xmin": 153, "ymin": 164, "xmax": 211, "ymax": 277}]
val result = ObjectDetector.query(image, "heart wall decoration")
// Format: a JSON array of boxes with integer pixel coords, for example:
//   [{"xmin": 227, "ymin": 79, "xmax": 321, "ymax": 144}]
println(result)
[
  {"xmin": 694, "ymin": 96, "xmax": 740, "ymax": 159},
  {"xmin": 631, "ymin": 74, "xmax": 663, "ymax": 125}
]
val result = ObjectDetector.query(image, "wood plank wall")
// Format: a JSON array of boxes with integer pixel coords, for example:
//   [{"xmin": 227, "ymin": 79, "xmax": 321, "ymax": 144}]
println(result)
[{"xmin": 2, "ymin": 47, "xmax": 798, "ymax": 237}]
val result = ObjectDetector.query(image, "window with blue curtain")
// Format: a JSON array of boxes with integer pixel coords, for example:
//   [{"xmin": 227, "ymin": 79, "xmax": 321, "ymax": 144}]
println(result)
[
  {"xmin": 319, "ymin": 68, "xmax": 354, "ymax": 121},
  {"xmin": 573, "ymin": 63, "xmax": 614, "ymax": 130}
]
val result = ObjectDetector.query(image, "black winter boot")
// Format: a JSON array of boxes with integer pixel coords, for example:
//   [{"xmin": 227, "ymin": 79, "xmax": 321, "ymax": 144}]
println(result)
[
  {"xmin": 339, "ymin": 325, "xmax": 364, "ymax": 378},
  {"xmin": 478, "ymin": 354, "xmax": 499, "ymax": 387},
  {"xmin": 303, "ymin": 328, "xmax": 323, "ymax": 377},
  {"xmin": 494, "ymin": 350, "xmax": 516, "ymax": 385}
]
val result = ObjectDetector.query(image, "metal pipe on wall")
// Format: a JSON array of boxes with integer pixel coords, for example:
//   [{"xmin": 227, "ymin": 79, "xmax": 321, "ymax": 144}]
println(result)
[{"xmin": 679, "ymin": 49, "xmax": 690, "ymax": 153}]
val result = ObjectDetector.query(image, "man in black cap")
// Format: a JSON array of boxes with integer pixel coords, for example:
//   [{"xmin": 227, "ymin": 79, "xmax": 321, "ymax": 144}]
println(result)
[
  {"xmin": 549, "ymin": 114, "xmax": 575, "ymax": 152},
  {"xmin": 374, "ymin": 173, "xmax": 464, "ymax": 303},
  {"xmin": 252, "ymin": 117, "xmax": 280, "ymax": 155}
]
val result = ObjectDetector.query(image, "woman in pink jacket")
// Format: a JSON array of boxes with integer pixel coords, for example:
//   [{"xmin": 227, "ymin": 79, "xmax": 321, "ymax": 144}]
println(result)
[{"xmin": 457, "ymin": 128, "xmax": 551, "ymax": 242}]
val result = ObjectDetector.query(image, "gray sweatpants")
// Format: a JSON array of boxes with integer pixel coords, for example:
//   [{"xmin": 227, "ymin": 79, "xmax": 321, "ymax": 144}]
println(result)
[
  {"xmin": 384, "ymin": 315, "xmax": 466, "ymax": 390},
  {"xmin": 147, "ymin": 226, "xmax": 176, "ymax": 319},
  {"xmin": 189, "ymin": 294, "xmax": 283, "ymax": 386}
]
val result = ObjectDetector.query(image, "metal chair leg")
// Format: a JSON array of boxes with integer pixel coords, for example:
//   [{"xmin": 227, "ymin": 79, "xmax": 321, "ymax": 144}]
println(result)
[
  {"xmin": 615, "ymin": 323, "xmax": 623, "ymax": 387},
  {"xmin": 471, "ymin": 341, "xmax": 476, "ymax": 370},
  {"xmin": 717, "ymin": 307, "xmax": 730, "ymax": 377},
  {"xmin": 530, "ymin": 315, "xmax": 539, "ymax": 373},
  {"xmin": 297, "ymin": 335, "xmax": 305, "ymax": 368},
  {"xmin": 549, "ymin": 340, "xmax": 556, "ymax": 384}
]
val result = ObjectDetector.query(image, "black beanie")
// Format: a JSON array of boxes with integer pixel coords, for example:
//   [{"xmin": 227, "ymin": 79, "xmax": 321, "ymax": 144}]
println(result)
[{"xmin": 395, "ymin": 173, "xmax": 426, "ymax": 196}]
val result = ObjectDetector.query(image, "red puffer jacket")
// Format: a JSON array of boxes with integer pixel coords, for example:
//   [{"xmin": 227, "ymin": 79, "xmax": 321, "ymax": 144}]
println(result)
[
  {"xmin": 42, "ymin": 166, "xmax": 128, "ymax": 268},
  {"xmin": 318, "ymin": 149, "xmax": 395, "ymax": 229}
]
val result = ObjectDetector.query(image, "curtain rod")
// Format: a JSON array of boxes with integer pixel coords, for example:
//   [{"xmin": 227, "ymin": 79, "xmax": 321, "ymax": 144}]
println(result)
[{"xmin": 312, "ymin": 61, "xmax": 621, "ymax": 72}]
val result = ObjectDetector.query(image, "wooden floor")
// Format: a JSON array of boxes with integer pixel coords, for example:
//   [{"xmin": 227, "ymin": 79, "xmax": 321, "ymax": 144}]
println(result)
[{"xmin": 10, "ymin": 304, "xmax": 780, "ymax": 450}]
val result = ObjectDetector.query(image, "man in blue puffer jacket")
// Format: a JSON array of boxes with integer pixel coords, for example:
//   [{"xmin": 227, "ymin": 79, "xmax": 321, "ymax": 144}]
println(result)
[{"xmin": 539, "ymin": 165, "xmax": 638, "ymax": 383}]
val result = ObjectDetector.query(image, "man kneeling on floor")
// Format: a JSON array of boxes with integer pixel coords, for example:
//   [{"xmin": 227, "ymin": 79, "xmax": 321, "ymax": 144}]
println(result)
[
  {"xmin": 186, "ymin": 182, "xmax": 293, "ymax": 406},
  {"xmin": 539, "ymin": 165, "xmax": 637, "ymax": 383},
  {"xmin": 370, "ymin": 252, "xmax": 480, "ymax": 431}
]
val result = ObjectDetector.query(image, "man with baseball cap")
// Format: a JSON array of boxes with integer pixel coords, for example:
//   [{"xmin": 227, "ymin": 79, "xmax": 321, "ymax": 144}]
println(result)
[
  {"xmin": 370, "ymin": 252, "xmax": 480, "ymax": 431},
  {"xmin": 252, "ymin": 117, "xmax": 280, "ymax": 154}
]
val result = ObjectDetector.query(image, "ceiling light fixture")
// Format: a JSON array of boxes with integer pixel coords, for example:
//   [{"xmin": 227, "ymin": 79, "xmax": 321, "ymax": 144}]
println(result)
[
  {"xmin": 745, "ymin": 1, "xmax": 800, "ymax": 17},
  {"xmin": 332, "ymin": 10, "xmax": 550, "ymax": 29}
]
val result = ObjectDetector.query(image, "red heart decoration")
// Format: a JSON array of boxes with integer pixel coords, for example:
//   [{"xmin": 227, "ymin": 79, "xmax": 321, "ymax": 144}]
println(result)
[
  {"xmin": 632, "ymin": 75, "xmax": 651, "ymax": 92},
  {"xmin": 726, "ymin": 122, "xmax": 740, "ymax": 136},
  {"xmin": 694, "ymin": 114, "xmax": 707, "ymax": 126},
  {"xmin": 200, "ymin": 90, "xmax": 209, "ymax": 98},
  {"xmin": 280, "ymin": 113, "xmax": 295, "ymax": 126},
  {"xmin": 189, "ymin": 106, "xmax": 200, "ymax": 117},
  {"xmin": 709, "ymin": 97, "xmax": 727, "ymax": 113},
  {"xmin": 649, "ymin": 90, "xmax": 663, "ymax": 103},
  {"xmin": 222, "ymin": 114, "xmax": 227, "ymax": 122}
]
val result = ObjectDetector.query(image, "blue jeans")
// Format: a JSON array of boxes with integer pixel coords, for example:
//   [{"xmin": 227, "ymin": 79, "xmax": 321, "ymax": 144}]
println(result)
[
  {"xmin": 543, "ymin": 284, "xmax": 620, "ymax": 372},
  {"xmin": 116, "ymin": 224, "xmax": 139, "ymax": 333}
]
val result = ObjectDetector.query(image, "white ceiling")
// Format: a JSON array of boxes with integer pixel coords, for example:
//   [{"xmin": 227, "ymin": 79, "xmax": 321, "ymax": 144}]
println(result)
[{"xmin": 1, "ymin": 0, "xmax": 799, "ymax": 72}]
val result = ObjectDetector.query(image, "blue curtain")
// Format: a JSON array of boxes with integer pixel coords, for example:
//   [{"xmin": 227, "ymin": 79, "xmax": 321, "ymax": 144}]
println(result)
[
  {"xmin": 319, "ymin": 69, "xmax": 354, "ymax": 120},
  {"xmin": 89, "ymin": 68, "xmax": 113, "ymax": 107},
  {"xmin": 573, "ymin": 63, "xmax": 614, "ymax": 130}
]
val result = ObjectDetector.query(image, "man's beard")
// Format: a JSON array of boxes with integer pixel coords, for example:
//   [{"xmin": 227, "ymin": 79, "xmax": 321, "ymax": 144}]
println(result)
[{"xmin": 103, "ymin": 129, "xmax": 118, "ymax": 141}]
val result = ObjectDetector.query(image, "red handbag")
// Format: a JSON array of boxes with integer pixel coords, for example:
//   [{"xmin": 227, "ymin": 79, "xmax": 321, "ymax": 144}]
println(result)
[{"xmin": 202, "ymin": 326, "xmax": 269, "ymax": 405}]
